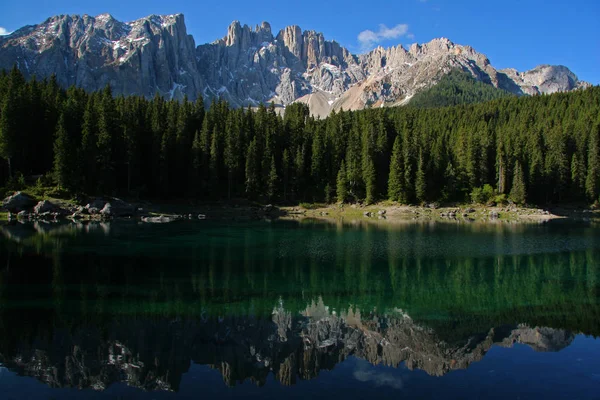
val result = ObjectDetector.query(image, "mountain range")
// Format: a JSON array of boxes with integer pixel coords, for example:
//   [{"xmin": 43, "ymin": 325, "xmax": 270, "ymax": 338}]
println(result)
[{"xmin": 0, "ymin": 13, "xmax": 591, "ymax": 116}]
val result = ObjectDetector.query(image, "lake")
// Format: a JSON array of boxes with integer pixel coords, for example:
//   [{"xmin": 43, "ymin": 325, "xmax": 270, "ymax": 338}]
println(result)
[{"xmin": 0, "ymin": 218, "xmax": 598, "ymax": 399}]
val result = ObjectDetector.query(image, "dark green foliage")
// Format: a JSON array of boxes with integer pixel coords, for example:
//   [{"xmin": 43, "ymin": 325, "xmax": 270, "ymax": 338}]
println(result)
[
  {"xmin": 586, "ymin": 125, "xmax": 600, "ymax": 201},
  {"xmin": 387, "ymin": 136, "xmax": 404, "ymax": 202},
  {"xmin": 336, "ymin": 161, "xmax": 348, "ymax": 203},
  {"xmin": 510, "ymin": 161, "xmax": 527, "ymax": 204},
  {"xmin": 267, "ymin": 155, "xmax": 278, "ymax": 200},
  {"xmin": 0, "ymin": 66, "xmax": 598, "ymax": 206},
  {"xmin": 415, "ymin": 151, "xmax": 427, "ymax": 203},
  {"xmin": 409, "ymin": 69, "xmax": 514, "ymax": 109},
  {"xmin": 471, "ymin": 184, "xmax": 495, "ymax": 204}
]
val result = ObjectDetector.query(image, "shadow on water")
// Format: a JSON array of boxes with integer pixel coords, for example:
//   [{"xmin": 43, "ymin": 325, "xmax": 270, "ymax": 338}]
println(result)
[{"xmin": 0, "ymin": 219, "xmax": 598, "ymax": 395}]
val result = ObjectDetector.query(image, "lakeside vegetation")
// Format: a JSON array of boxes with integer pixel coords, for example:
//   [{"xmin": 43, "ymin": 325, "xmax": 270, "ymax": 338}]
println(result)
[{"xmin": 0, "ymin": 66, "xmax": 599, "ymax": 207}]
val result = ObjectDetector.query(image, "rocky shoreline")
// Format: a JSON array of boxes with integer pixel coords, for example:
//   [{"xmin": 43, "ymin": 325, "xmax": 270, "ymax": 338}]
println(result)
[
  {"xmin": 1, "ymin": 191, "xmax": 598, "ymax": 225},
  {"xmin": 283, "ymin": 203, "xmax": 580, "ymax": 224}
]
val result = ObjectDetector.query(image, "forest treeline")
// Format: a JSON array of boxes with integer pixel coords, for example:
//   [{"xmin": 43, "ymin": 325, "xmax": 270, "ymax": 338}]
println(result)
[
  {"xmin": 0, "ymin": 66, "xmax": 599, "ymax": 205},
  {"xmin": 407, "ymin": 69, "xmax": 514, "ymax": 108}
]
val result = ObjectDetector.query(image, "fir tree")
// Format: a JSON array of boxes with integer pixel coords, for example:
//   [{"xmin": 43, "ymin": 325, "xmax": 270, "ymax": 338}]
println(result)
[
  {"xmin": 282, "ymin": 149, "xmax": 290, "ymax": 201},
  {"xmin": 415, "ymin": 151, "xmax": 427, "ymax": 203},
  {"xmin": 267, "ymin": 155, "xmax": 278, "ymax": 200},
  {"xmin": 245, "ymin": 138, "xmax": 259, "ymax": 196},
  {"xmin": 96, "ymin": 85, "xmax": 117, "ymax": 193},
  {"xmin": 364, "ymin": 156, "xmax": 377, "ymax": 204},
  {"xmin": 0, "ymin": 74, "xmax": 22, "ymax": 178},
  {"xmin": 586, "ymin": 127, "xmax": 600, "ymax": 202},
  {"xmin": 336, "ymin": 161, "xmax": 348, "ymax": 203},
  {"xmin": 387, "ymin": 136, "xmax": 404, "ymax": 202},
  {"xmin": 510, "ymin": 161, "xmax": 527, "ymax": 204}
]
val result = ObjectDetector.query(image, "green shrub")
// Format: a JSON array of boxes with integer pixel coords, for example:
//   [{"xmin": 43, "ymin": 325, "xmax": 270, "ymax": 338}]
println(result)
[
  {"xmin": 470, "ymin": 184, "xmax": 496, "ymax": 204},
  {"xmin": 299, "ymin": 202, "xmax": 322, "ymax": 210}
]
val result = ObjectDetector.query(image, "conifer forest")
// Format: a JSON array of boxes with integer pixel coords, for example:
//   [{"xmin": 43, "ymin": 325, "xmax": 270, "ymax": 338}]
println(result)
[{"xmin": 1, "ymin": 66, "xmax": 599, "ymax": 206}]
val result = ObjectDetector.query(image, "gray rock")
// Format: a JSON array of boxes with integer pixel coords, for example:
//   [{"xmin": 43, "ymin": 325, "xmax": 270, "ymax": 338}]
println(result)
[
  {"xmin": 0, "ymin": 14, "xmax": 589, "ymax": 118},
  {"xmin": 99, "ymin": 199, "xmax": 134, "ymax": 218},
  {"xmin": 85, "ymin": 199, "xmax": 106, "ymax": 214},
  {"xmin": 17, "ymin": 210, "xmax": 29, "ymax": 220},
  {"xmin": 141, "ymin": 215, "xmax": 178, "ymax": 223},
  {"xmin": 70, "ymin": 211, "xmax": 84, "ymax": 220},
  {"xmin": 100, "ymin": 203, "xmax": 113, "ymax": 217},
  {"xmin": 37, "ymin": 211, "xmax": 55, "ymax": 220},
  {"xmin": 33, "ymin": 200, "xmax": 67, "ymax": 215},
  {"xmin": 2, "ymin": 191, "xmax": 37, "ymax": 212},
  {"xmin": 490, "ymin": 211, "xmax": 500, "ymax": 219},
  {"xmin": 109, "ymin": 199, "xmax": 135, "ymax": 217}
]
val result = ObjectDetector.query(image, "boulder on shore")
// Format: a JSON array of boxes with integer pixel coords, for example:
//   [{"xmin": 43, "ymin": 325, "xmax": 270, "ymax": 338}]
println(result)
[
  {"xmin": 85, "ymin": 199, "xmax": 106, "ymax": 214},
  {"xmin": 33, "ymin": 200, "xmax": 68, "ymax": 215},
  {"xmin": 2, "ymin": 191, "xmax": 37, "ymax": 212},
  {"xmin": 100, "ymin": 203, "xmax": 112, "ymax": 217},
  {"xmin": 100, "ymin": 199, "xmax": 135, "ymax": 218}
]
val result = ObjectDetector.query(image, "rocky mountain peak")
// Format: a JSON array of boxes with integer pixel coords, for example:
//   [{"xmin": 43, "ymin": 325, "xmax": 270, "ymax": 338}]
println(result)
[
  {"xmin": 0, "ymin": 13, "xmax": 590, "ymax": 114},
  {"xmin": 277, "ymin": 25, "xmax": 303, "ymax": 59},
  {"xmin": 223, "ymin": 20, "xmax": 274, "ymax": 50}
]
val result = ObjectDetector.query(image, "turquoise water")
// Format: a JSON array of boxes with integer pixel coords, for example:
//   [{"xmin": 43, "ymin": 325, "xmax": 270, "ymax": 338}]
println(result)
[{"xmin": 0, "ymin": 219, "xmax": 598, "ymax": 399}]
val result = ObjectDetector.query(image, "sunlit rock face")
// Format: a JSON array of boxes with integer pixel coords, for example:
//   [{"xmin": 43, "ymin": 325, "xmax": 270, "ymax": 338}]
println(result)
[
  {"xmin": 0, "ymin": 14, "xmax": 589, "ymax": 116},
  {"xmin": 0, "ymin": 298, "xmax": 574, "ymax": 391},
  {"xmin": 0, "ymin": 13, "xmax": 204, "ymax": 100}
]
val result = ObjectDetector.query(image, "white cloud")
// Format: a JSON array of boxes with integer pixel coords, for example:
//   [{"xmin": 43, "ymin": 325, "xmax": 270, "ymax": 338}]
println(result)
[
  {"xmin": 357, "ymin": 23, "xmax": 410, "ymax": 51},
  {"xmin": 0, "ymin": 27, "xmax": 11, "ymax": 36},
  {"xmin": 354, "ymin": 368, "xmax": 404, "ymax": 389}
]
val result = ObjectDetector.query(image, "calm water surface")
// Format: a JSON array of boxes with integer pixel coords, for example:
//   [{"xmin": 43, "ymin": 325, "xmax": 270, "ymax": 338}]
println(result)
[{"xmin": 0, "ymin": 219, "xmax": 599, "ymax": 399}]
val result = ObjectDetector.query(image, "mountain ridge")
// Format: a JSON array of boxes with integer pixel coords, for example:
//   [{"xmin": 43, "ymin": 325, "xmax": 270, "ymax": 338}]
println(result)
[{"xmin": 0, "ymin": 13, "xmax": 591, "ymax": 116}]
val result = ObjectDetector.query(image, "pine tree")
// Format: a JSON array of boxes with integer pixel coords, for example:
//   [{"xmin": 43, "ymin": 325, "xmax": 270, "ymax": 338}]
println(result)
[
  {"xmin": 443, "ymin": 162, "xmax": 457, "ymax": 201},
  {"xmin": 364, "ymin": 156, "xmax": 376, "ymax": 204},
  {"xmin": 282, "ymin": 149, "xmax": 290, "ymax": 201},
  {"xmin": 0, "ymin": 74, "xmax": 23, "ymax": 178},
  {"xmin": 209, "ymin": 127, "xmax": 220, "ymax": 194},
  {"xmin": 586, "ymin": 127, "xmax": 600, "ymax": 202},
  {"xmin": 267, "ymin": 155, "xmax": 278, "ymax": 200},
  {"xmin": 224, "ymin": 112, "xmax": 241, "ymax": 200},
  {"xmin": 245, "ymin": 138, "xmax": 259, "ymax": 197},
  {"xmin": 387, "ymin": 136, "xmax": 404, "ymax": 202},
  {"xmin": 336, "ymin": 161, "xmax": 348, "ymax": 203},
  {"xmin": 415, "ymin": 151, "xmax": 427, "ymax": 203},
  {"xmin": 510, "ymin": 161, "xmax": 527, "ymax": 204},
  {"xmin": 571, "ymin": 153, "xmax": 584, "ymax": 198},
  {"xmin": 53, "ymin": 106, "xmax": 79, "ymax": 191},
  {"xmin": 96, "ymin": 85, "xmax": 117, "ymax": 193},
  {"xmin": 80, "ymin": 95, "xmax": 98, "ymax": 193},
  {"xmin": 190, "ymin": 130, "xmax": 202, "ymax": 196}
]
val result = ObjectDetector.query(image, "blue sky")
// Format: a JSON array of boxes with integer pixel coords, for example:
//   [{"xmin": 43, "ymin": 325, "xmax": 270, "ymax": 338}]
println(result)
[{"xmin": 1, "ymin": 0, "xmax": 598, "ymax": 84}]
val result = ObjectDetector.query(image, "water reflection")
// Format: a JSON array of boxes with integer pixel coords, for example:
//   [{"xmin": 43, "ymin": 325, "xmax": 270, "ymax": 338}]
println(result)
[
  {"xmin": 0, "ymin": 219, "xmax": 598, "ymax": 394},
  {"xmin": 0, "ymin": 298, "xmax": 577, "ymax": 391}
]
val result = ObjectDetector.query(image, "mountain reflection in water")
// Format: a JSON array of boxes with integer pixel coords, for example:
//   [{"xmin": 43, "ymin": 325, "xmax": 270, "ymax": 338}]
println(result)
[{"xmin": 0, "ymin": 219, "xmax": 598, "ymax": 396}]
